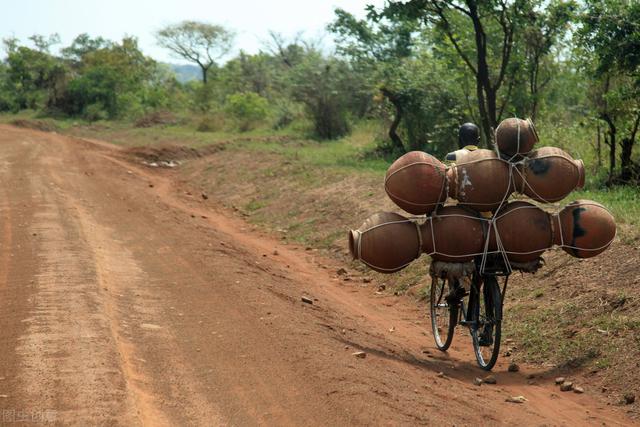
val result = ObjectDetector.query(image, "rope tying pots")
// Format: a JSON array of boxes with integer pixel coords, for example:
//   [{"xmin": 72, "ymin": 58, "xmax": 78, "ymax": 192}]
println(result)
[
  {"xmin": 495, "ymin": 117, "xmax": 539, "ymax": 157},
  {"xmin": 350, "ymin": 117, "xmax": 616, "ymax": 275},
  {"xmin": 513, "ymin": 147, "xmax": 585, "ymax": 202},
  {"xmin": 384, "ymin": 151, "xmax": 447, "ymax": 215},
  {"xmin": 446, "ymin": 149, "xmax": 512, "ymax": 212},
  {"xmin": 349, "ymin": 200, "xmax": 616, "ymax": 274},
  {"xmin": 422, "ymin": 206, "xmax": 485, "ymax": 262},
  {"xmin": 348, "ymin": 212, "xmax": 421, "ymax": 273},
  {"xmin": 349, "ymin": 207, "xmax": 486, "ymax": 272},
  {"xmin": 489, "ymin": 201, "xmax": 553, "ymax": 263},
  {"xmin": 552, "ymin": 200, "xmax": 616, "ymax": 258}
]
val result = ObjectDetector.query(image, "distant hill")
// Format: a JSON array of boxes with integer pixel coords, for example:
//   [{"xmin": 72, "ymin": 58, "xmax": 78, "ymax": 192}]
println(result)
[{"xmin": 167, "ymin": 64, "xmax": 201, "ymax": 83}]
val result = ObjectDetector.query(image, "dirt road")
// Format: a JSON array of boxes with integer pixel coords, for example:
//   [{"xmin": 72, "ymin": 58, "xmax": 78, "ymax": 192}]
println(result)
[{"xmin": 0, "ymin": 124, "xmax": 634, "ymax": 426}]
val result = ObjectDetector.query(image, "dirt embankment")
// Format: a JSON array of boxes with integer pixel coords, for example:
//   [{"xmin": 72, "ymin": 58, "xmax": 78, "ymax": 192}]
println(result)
[
  {"xmin": 0, "ymin": 124, "xmax": 637, "ymax": 425},
  {"xmin": 165, "ymin": 139, "xmax": 640, "ymax": 412}
]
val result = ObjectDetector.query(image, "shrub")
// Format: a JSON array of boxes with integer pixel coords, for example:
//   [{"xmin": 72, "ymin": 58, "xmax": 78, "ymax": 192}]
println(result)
[
  {"xmin": 83, "ymin": 102, "xmax": 109, "ymax": 121},
  {"xmin": 291, "ymin": 55, "xmax": 369, "ymax": 140},
  {"xmin": 196, "ymin": 113, "xmax": 226, "ymax": 132},
  {"xmin": 224, "ymin": 92, "xmax": 269, "ymax": 131}
]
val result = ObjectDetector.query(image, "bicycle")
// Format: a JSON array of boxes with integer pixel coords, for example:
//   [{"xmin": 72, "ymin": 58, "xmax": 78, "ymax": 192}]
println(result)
[{"xmin": 429, "ymin": 255, "xmax": 511, "ymax": 371}]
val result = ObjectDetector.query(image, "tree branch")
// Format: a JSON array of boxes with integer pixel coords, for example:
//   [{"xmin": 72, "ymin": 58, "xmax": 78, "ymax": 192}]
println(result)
[{"xmin": 432, "ymin": 2, "xmax": 477, "ymax": 76}]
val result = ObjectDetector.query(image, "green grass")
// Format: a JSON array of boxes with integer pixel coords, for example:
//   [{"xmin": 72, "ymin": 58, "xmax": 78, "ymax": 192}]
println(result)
[
  {"xmin": 233, "ymin": 121, "xmax": 390, "ymax": 173},
  {"xmin": 567, "ymin": 186, "xmax": 640, "ymax": 229}
]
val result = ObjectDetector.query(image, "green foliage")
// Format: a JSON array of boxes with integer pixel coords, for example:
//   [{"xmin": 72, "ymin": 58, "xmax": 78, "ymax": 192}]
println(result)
[
  {"xmin": 290, "ymin": 52, "xmax": 369, "ymax": 140},
  {"xmin": 3, "ymin": 43, "xmax": 67, "ymax": 111},
  {"xmin": 156, "ymin": 21, "xmax": 234, "ymax": 84},
  {"xmin": 329, "ymin": 8, "xmax": 463, "ymax": 155},
  {"xmin": 59, "ymin": 37, "xmax": 159, "ymax": 119},
  {"xmin": 224, "ymin": 92, "xmax": 269, "ymax": 131},
  {"xmin": 577, "ymin": 0, "xmax": 640, "ymax": 183}
]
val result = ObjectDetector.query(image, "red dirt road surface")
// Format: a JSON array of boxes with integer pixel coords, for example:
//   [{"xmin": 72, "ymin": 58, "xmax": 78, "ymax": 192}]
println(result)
[{"xmin": 0, "ymin": 124, "xmax": 634, "ymax": 425}]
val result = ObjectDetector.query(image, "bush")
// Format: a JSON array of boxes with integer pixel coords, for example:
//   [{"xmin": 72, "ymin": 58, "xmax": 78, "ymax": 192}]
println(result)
[
  {"xmin": 83, "ymin": 102, "xmax": 109, "ymax": 121},
  {"xmin": 272, "ymin": 99, "xmax": 303, "ymax": 130},
  {"xmin": 196, "ymin": 113, "xmax": 226, "ymax": 132},
  {"xmin": 291, "ymin": 55, "xmax": 369, "ymax": 140},
  {"xmin": 224, "ymin": 92, "xmax": 269, "ymax": 131}
]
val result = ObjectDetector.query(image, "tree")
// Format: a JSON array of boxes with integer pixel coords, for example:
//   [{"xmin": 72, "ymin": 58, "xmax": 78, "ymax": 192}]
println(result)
[
  {"xmin": 372, "ymin": 1, "xmax": 528, "ymax": 143},
  {"xmin": 329, "ymin": 8, "xmax": 416, "ymax": 152},
  {"xmin": 329, "ymin": 8, "xmax": 464, "ymax": 155},
  {"xmin": 291, "ymin": 53, "xmax": 353, "ymax": 139},
  {"xmin": 578, "ymin": 0, "xmax": 640, "ymax": 183},
  {"xmin": 4, "ymin": 40, "xmax": 67, "ymax": 110},
  {"xmin": 156, "ymin": 21, "xmax": 234, "ymax": 84},
  {"xmin": 62, "ymin": 33, "xmax": 109, "ymax": 63},
  {"xmin": 370, "ymin": 1, "xmax": 571, "ymax": 146},
  {"xmin": 518, "ymin": 1, "xmax": 576, "ymax": 120},
  {"xmin": 61, "ymin": 37, "xmax": 157, "ymax": 119}
]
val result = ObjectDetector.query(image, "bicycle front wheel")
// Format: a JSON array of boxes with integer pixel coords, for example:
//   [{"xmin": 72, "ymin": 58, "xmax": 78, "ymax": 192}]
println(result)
[
  {"xmin": 430, "ymin": 277, "xmax": 458, "ymax": 351},
  {"xmin": 471, "ymin": 276, "xmax": 502, "ymax": 370}
]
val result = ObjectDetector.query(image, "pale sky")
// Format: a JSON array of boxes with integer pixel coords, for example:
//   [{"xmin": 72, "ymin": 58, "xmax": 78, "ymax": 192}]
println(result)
[{"xmin": 1, "ymin": 0, "xmax": 385, "ymax": 63}]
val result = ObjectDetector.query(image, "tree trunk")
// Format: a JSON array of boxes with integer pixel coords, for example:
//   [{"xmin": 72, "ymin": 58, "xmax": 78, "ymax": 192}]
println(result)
[
  {"xmin": 620, "ymin": 138, "xmax": 633, "ymax": 182},
  {"xmin": 596, "ymin": 121, "xmax": 602, "ymax": 167},
  {"xmin": 620, "ymin": 114, "xmax": 640, "ymax": 183},
  {"xmin": 380, "ymin": 88, "xmax": 406, "ymax": 153},
  {"xmin": 602, "ymin": 113, "xmax": 616, "ymax": 182},
  {"xmin": 201, "ymin": 66, "xmax": 208, "ymax": 84},
  {"xmin": 469, "ymin": 3, "xmax": 496, "ymax": 145}
]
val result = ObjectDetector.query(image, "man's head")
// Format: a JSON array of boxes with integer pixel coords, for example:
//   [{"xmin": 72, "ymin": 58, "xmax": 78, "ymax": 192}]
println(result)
[{"xmin": 458, "ymin": 122, "xmax": 480, "ymax": 148}]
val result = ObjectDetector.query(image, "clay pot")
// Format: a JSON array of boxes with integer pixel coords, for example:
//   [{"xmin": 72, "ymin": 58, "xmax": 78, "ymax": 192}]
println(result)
[
  {"xmin": 446, "ymin": 149, "xmax": 512, "ymax": 212},
  {"xmin": 495, "ymin": 117, "xmax": 538, "ymax": 157},
  {"xmin": 422, "ymin": 206, "xmax": 485, "ymax": 262},
  {"xmin": 490, "ymin": 201, "xmax": 553, "ymax": 263},
  {"xmin": 349, "ymin": 212, "xmax": 421, "ymax": 273},
  {"xmin": 513, "ymin": 147, "xmax": 585, "ymax": 202},
  {"xmin": 385, "ymin": 151, "xmax": 447, "ymax": 215},
  {"xmin": 552, "ymin": 200, "xmax": 616, "ymax": 258}
]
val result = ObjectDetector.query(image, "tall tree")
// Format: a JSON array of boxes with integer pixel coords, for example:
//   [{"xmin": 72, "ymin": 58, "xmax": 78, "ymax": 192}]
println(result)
[
  {"xmin": 579, "ymin": 0, "xmax": 640, "ymax": 183},
  {"xmin": 374, "ymin": 0, "xmax": 529, "ymax": 143},
  {"xmin": 519, "ymin": 0, "xmax": 576, "ymax": 120},
  {"xmin": 156, "ymin": 21, "xmax": 234, "ymax": 84},
  {"xmin": 329, "ymin": 8, "xmax": 417, "ymax": 152}
]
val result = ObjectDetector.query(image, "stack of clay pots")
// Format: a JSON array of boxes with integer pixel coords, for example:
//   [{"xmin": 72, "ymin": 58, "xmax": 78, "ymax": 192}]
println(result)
[{"xmin": 349, "ymin": 118, "xmax": 616, "ymax": 273}]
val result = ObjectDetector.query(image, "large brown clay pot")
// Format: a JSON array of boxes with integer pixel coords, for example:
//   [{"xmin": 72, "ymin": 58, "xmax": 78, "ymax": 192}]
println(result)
[
  {"xmin": 495, "ymin": 117, "xmax": 538, "ymax": 157},
  {"xmin": 349, "ymin": 212, "xmax": 422, "ymax": 273},
  {"xmin": 385, "ymin": 151, "xmax": 447, "ymax": 215},
  {"xmin": 490, "ymin": 201, "xmax": 553, "ymax": 262},
  {"xmin": 513, "ymin": 147, "xmax": 585, "ymax": 202},
  {"xmin": 552, "ymin": 200, "xmax": 616, "ymax": 258},
  {"xmin": 422, "ymin": 206, "xmax": 485, "ymax": 262},
  {"xmin": 446, "ymin": 149, "xmax": 512, "ymax": 212}
]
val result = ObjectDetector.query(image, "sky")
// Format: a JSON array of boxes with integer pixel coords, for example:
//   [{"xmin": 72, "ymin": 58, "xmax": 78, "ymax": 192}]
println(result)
[{"xmin": 1, "ymin": 0, "xmax": 386, "ymax": 63}]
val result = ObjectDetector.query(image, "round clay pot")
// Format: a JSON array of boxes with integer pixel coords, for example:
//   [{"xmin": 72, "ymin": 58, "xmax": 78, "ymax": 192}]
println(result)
[
  {"xmin": 513, "ymin": 146, "xmax": 585, "ymax": 202},
  {"xmin": 495, "ymin": 118, "xmax": 538, "ymax": 157},
  {"xmin": 385, "ymin": 151, "xmax": 447, "ymax": 215},
  {"xmin": 552, "ymin": 200, "xmax": 616, "ymax": 258},
  {"xmin": 422, "ymin": 206, "xmax": 485, "ymax": 262},
  {"xmin": 446, "ymin": 149, "xmax": 512, "ymax": 212},
  {"xmin": 490, "ymin": 201, "xmax": 553, "ymax": 262},
  {"xmin": 349, "ymin": 212, "xmax": 422, "ymax": 273}
]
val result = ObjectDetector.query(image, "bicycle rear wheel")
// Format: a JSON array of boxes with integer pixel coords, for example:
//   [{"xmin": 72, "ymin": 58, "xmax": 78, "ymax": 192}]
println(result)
[
  {"xmin": 430, "ymin": 277, "xmax": 458, "ymax": 351},
  {"xmin": 470, "ymin": 276, "xmax": 502, "ymax": 370}
]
